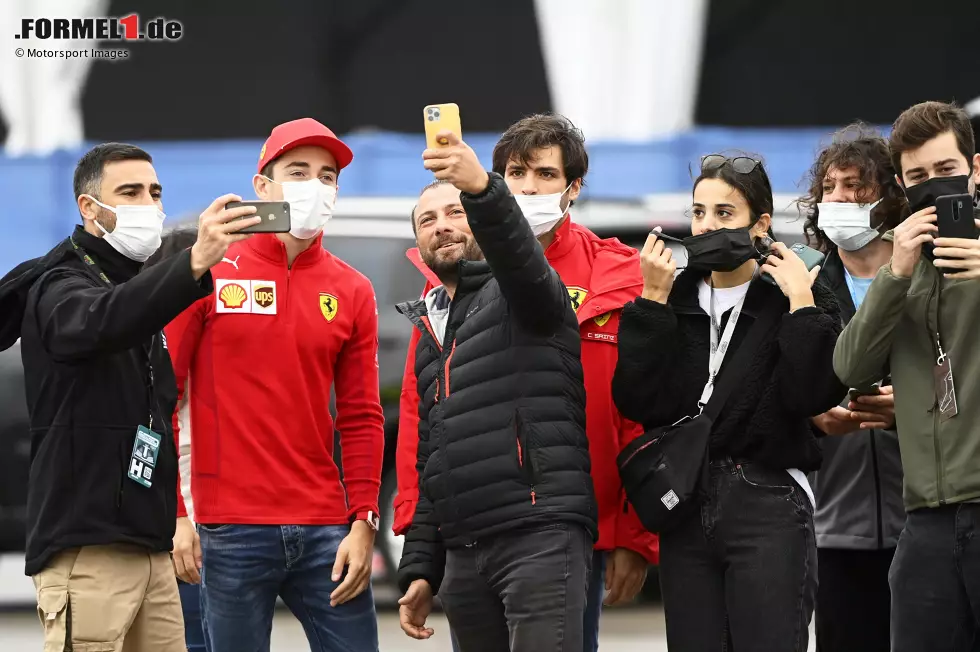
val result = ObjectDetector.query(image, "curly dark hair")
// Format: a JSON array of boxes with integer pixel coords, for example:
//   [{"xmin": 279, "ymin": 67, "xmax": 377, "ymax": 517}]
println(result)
[{"xmin": 799, "ymin": 123, "xmax": 907, "ymax": 252}]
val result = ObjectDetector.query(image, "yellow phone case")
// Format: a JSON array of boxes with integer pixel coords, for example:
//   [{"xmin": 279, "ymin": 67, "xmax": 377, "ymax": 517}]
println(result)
[{"xmin": 423, "ymin": 103, "xmax": 462, "ymax": 149}]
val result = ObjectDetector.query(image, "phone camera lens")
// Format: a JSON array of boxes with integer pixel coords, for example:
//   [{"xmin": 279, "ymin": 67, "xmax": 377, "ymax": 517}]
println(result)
[{"xmin": 433, "ymin": 111, "xmax": 440, "ymax": 119}]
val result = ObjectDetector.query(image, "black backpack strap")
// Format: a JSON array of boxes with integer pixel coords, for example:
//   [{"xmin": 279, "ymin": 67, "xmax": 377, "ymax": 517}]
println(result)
[{"xmin": 700, "ymin": 294, "xmax": 783, "ymax": 423}]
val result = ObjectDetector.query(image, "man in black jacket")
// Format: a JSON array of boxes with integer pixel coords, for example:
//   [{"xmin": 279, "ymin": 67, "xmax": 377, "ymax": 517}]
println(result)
[
  {"xmin": 6, "ymin": 143, "xmax": 259, "ymax": 651},
  {"xmin": 396, "ymin": 131, "xmax": 597, "ymax": 652}
]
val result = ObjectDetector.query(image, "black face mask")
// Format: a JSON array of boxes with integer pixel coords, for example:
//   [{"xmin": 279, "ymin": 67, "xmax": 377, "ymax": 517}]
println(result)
[
  {"xmin": 904, "ymin": 175, "xmax": 971, "ymax": 213},
  {"xmin": 683, "ymin": 226, "xmax": 758, "ymax": 272}
]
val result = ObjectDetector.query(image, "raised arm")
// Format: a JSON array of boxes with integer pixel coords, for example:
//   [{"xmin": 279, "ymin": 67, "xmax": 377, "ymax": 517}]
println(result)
[
  {"xmin": 461, "ymin": 173, "xmax": 569, "ymax": 335},
  {"xmin": 833, "ymin": 264, "xmax": 911, "ymax": 389},
  {"xmin": 31, "ymin": 249, "xmax": 212, "ymax": 363}
]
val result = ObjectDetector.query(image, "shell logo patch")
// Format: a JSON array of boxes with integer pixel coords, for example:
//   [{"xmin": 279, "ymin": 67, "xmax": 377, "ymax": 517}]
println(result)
[
  {"xmin": 319, "ymin": 293, "xmax": 339, "ymax": 322},
  {"xmin": 567, "ymin": 286, "xmax": 588, "ymax": 312},
  {"xmin": 258, "ymin": 143, "xmax": 267, "ymax": 164},
  {"xmin": 218, "ymin": 283, "xmax": 248, "ymax": 310},
  {"xmin": 594, "ymin": 312, "xmax": 612, "ymax": 327}
]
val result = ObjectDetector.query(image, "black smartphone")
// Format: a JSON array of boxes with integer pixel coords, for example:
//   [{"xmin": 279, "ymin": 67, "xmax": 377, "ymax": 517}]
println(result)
[
  {"xmin": 226, "ymin": 200, "xmax": 291, "ymax": 234},
  {"xmin": 760, "ymin": 242, "xmax": 826, "ymax": 286},
  {"xmin": 849, "ymin": 385, "xmax": 880, "ymax": 402},
  {"xmin": 936, "ymin": 193, "xmax": 977, "ymax": 240}
]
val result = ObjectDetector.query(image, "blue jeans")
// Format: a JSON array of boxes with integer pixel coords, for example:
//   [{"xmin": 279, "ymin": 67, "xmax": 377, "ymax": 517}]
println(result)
[
  {"xmin": 449, "ymin": 548, "xmax": 606, "ymax": 652},
  {"xmin": 178, "ymin": 580, "xmax": 208, "ymax": 651},
  {"xmin": 198, "ymin": 524, "xmax": 378, "ymax": 652}
]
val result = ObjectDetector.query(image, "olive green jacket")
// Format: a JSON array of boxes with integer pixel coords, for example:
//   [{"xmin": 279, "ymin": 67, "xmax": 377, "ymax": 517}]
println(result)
[{"xmin": 833, "ymin": 215, "xmax": 980, "ymax": 511}]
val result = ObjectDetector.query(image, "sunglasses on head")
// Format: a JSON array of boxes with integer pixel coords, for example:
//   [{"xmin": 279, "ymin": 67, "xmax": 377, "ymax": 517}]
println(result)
[{"xmin": 700, "ymin": 154, "xmax": 761, "ymax": 175}]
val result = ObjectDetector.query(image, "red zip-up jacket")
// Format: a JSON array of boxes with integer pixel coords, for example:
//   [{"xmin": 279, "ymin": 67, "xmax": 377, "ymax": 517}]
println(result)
[
  {"xmin": 393, "ymin": 218, "xmax": 659, "ymax": 563},
  {"xmin": 165, "ymin": 233, "xmax": 384, "ymax": 525}
]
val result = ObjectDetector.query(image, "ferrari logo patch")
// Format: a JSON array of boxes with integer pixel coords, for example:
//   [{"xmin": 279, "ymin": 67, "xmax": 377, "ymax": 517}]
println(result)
[
  {"xmin": 594, "ymin": 312, "xmax": 611, "ymax": 327},
  {"xmin": 567, "ymin": 286, "xmax": 588, "ymax": 312},
  {"xmin": 319, "ymin": 293, "xmax": 339, "ymax": 322}
]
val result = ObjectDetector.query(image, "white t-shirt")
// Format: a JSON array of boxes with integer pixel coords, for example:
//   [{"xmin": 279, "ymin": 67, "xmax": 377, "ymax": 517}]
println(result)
[
  {"xmin": 696, "ymin": 279, "xmax": 815, "ymax": 508},
  {"xmin": 425, "ymin": 286, "xmax": 450, "ymax": 345}
]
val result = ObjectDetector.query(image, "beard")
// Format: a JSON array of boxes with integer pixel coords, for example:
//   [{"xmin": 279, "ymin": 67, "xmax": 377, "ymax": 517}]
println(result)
[
  {"xmin": 419, "ymin": 233, "xmax": 484, "ymax": 283},
  {"xmin": 95, "ymin": 206, "xmax": 117, "ymax": 234}
]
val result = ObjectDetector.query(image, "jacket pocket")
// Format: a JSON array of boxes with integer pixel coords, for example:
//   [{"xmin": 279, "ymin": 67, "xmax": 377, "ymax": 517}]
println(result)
[
  {"xmin": 514, "ymin": 410, "xmax": 538, "ymax": 505},
  {"xmin": 36, "ymin": 586, "xmax": 70, "ymax": 648}
]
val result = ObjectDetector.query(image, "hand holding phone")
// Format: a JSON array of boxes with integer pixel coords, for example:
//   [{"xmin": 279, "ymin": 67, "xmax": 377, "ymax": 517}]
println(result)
[
  {"xmin": 760, "ymin": 242, "xmax": 825, "ymax": 287},
  {"xmin": 225, "ymin": 200, "xmax": 291, "ymax": 234},
  {"xmin": 932, "ymin": 195, "xmax": 980, "ymax": 279},
  {"xmin": 848, "ymin": 385, "xmax": 880, "ymax": 402},
  {"xmin": 423, "ymin": 103, "xmax": 463, "ymax": 149},
  {"xmin": 935, "ymin": 194, "xmax": 978, "ymax": 240}
]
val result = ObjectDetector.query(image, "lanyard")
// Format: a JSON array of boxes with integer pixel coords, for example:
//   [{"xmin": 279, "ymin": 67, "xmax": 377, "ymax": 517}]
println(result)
[
  {"xmin": 70, "ymin": 236, "xmax": 157, "ymax": 430},
  {"xmin": 699, "ymin": 281, "xmax": 748, "ymax": 412}
]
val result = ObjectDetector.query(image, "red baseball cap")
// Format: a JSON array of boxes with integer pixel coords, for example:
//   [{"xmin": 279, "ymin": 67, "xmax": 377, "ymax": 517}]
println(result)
[{"xmin": 257, "ymin": 118, "xmax": 354, "ymax": 174}]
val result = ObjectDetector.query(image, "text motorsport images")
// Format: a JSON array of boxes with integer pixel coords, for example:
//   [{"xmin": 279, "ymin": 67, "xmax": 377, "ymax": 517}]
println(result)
[{"xmin": 14, "ymin": 47, "xmax": 130, "ymax": 60}]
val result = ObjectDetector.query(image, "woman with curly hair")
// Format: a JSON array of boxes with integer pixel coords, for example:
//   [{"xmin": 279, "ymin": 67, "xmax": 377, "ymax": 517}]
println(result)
[{"xmin": 801, "ymin": 124, "xmax": 907, "ymax": 652}]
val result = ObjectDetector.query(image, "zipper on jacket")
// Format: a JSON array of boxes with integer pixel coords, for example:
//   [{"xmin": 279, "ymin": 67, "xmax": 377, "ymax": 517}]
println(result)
[
  {"xmin": 442, "ymin": 342, "xmax": 456, "ymax": 399},
  {"xmin": 934, "ymin": 407, "xmax": 946, "ymax": 505},
  {"xmin": 515, "ymin": 413, "xmax": 537, "ymax": 505},
  {"xmin": 924, "ymin": 277, "xmax": 946, "ymax": 505},
  {"xmin": 868, "ymin": 430, "xmax": 884, "ymax": 548}
]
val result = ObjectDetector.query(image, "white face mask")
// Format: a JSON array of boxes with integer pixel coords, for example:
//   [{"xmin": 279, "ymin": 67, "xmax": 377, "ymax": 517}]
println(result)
[
  {"xmin": 817, "ymin": 199, "xmax": 883, "ymax": 252},
  {"xmin": 85, "ymin": 196, "xmax": 165, "ymax": 262},
  {"xmin": 514, "ymin": 183, "xmax": 573, "ymax": 236},
  {"xmin": 262, "ymin": 177, "xmax": 337, "ymax": 240}
]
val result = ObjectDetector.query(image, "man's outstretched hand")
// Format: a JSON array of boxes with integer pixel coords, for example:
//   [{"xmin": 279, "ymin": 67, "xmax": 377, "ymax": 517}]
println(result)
[{"xmin": 422, "ymin": 132, "xmax": 490, "ymax": 195}]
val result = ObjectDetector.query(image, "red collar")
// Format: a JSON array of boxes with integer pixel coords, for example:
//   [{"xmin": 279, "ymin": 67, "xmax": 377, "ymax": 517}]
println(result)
[
  {"xmin": 406, "ymin": 247, "xmax": 442, "ymax": 288},
  {"xmin": 247, "ymin": 232, "xmax": 325, "ymax": 267},
  {"xmin": 543, "ymin": 215, "xmax": 575, "ymax": 262}
]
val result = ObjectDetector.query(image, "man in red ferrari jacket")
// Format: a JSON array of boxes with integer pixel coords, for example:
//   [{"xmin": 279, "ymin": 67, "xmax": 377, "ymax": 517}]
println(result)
[
  {"xmin": 165, "ymin": 118, "xmax": 384, "ymax": 652},
  {"xmin": 393, "ymin": 113, "xmax": 658, "ymax": 649}
]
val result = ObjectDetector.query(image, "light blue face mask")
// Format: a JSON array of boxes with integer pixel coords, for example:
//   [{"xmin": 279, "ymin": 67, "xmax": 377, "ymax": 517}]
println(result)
[{"xmin": 817, "ymin": 199, "xmax": 883, "ymax": 251}]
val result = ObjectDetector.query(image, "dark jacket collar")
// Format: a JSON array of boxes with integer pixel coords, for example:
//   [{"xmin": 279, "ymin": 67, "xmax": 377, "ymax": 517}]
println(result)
[
  {"xmin": 669, "ymin": 265, "xmax": 784, "ymax": 318},
  {"xmin": 818, "ymin": 248, "xmax": 855, "ymax": 322},
  {"xmin": 71, "ymin": 225, "xmax": 143, "ymax": 283}
]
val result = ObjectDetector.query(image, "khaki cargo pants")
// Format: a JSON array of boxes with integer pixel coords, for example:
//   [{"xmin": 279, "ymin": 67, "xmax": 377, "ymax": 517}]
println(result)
[{"xmin": 32, "ymin": 544, "xmax": 185, "ymax": 652}]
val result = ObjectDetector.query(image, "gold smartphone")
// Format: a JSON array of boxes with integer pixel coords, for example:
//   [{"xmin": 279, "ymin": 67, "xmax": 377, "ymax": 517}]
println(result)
[{"xmin": 423, "ymin": 103, "xmax": 462, "ymax": 149}]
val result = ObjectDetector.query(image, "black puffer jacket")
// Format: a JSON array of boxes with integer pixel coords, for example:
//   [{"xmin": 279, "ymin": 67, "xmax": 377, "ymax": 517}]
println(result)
[
  {"xmin": 613, "ymin": 268, "xmax": 847, "ymax": 472},
  {"xmin": 396, "ymin": 174, "xmax": 597, "ymax": 595}
]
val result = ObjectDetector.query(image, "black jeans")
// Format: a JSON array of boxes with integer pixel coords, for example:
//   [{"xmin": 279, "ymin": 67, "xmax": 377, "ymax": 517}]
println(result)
[
  {"xmin": 815, "ymin": 547, "xmax": 894, "ymax": 652},
  {"xmin": 439, "ymin": 523, "xmax": 592, "ymax": 652},
  {"xmin": 659, "ymin": 459, "xmax": 817, "ymax": 652},
  {"xmin": 890, "ymin": 505, "xmax": 980, "ymax": 652}
]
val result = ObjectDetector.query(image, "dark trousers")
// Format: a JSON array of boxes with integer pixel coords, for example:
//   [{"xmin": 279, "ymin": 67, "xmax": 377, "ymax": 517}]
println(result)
[
  {"xmin": 890, "ymin": 505, "xmax": 980, "ymax": 652},
  {"xmin": 815, "ymin": 547, "xmax": 894, "ymax": 652},
  {"xmin": 449, "ymin": 548, "xmax": 606, "ymax": 652},
  {"xmin": 659, "ymin": 459, "xmax": 817, "ymax": 652},
  {"xmin": 440, "ymin": 523, "xmax": 592, "ymax": 652}
]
